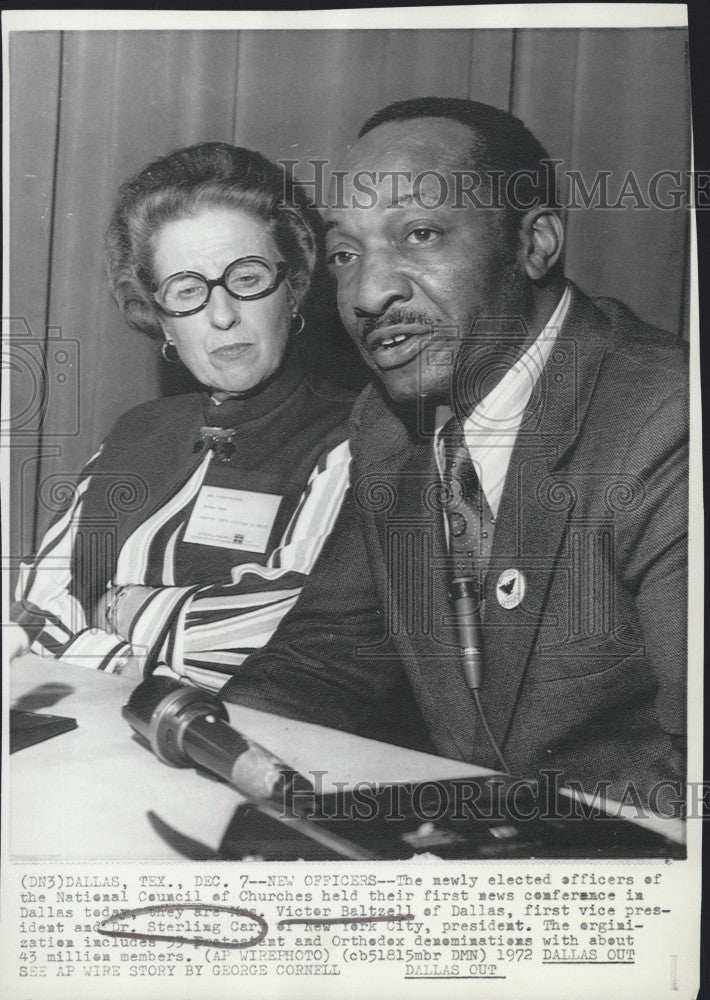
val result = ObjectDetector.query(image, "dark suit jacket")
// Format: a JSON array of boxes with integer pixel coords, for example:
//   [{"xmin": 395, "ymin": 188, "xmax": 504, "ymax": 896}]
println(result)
[{"xmin": 222, "ymin": 286, "xmax": 688, "ymax": 807}]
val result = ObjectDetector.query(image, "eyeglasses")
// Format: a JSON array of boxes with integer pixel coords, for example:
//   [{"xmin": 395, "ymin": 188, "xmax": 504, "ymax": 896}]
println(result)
[{"xmin": 153, "ymin": 256, "xmax": 289, "ymax": 317}]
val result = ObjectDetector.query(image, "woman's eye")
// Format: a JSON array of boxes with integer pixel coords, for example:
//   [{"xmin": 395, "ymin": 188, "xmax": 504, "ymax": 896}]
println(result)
[
  {"xmin": 405, "ymin": 227, "xmax": 439, "ymax": 245},
  {"xmin": 327, "ymin": 249, "xmax": 358, "ymax": 267},
  {"xmin": 177, "ymin": 283, "xmax": 203, "ymax": 299}
]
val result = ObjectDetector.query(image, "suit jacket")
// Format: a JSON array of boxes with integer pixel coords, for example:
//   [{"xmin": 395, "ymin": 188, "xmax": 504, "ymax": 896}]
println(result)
[{"xmin": 222, "ymin": 286, "xmax": 689, "ymax": 807}]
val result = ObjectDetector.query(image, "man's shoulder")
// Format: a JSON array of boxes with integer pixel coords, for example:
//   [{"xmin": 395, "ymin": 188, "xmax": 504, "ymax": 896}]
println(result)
[
  {"xmin": 589, "ymin": 293, "xmax": 688, "ymax": 384},
  {"xmin": 589, "ymin": 303, "xmax": 688, "ymax": 452},
  {"xmin": 568, "ymin": 289, "xmax": 688, "ymax": 455}
]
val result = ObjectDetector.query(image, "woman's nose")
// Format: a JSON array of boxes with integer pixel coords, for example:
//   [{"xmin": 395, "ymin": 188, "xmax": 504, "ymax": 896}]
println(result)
[{"xmin": 206, "ymin": 285, "xmax": 240, "ymax": 328}]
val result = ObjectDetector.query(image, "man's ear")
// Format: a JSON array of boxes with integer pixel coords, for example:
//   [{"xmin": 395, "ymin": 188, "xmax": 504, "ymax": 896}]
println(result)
[{"xmin": 519, "ymin": 208, "xmax": 564, "ymax": 280}]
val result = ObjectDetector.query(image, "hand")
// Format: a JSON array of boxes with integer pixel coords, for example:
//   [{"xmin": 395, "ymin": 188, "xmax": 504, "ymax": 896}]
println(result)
[
  {"xmin": 94, "ymin": 590, "xmax": 112, "ymax": 631},
  {"xmin": 96, "ymin": 585, "xmax": 156, "ymax": 640},
  {"xmin": 113, "ymin": 586, "xmax": 155, "ymax": 639},
  {"xmin": 5, "ymin": 623, "xmax": 30, "ymax": 661},
  {"xmin": 114, "ymin": 655, "xmax": 145, "ymax": 681}
]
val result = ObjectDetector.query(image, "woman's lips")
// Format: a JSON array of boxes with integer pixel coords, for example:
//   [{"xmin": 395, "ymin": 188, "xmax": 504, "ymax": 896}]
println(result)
[
  {"xmin": 210, "ymin": 343, "xmax": 254, "ymax": 362},
  {"xmin": 366, "ymin": 325, "xmax": 434, "ymax": 371}
]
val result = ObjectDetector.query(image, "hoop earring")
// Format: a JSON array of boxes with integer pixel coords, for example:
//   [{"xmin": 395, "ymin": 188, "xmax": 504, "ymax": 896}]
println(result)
[
  {"xmin": 161, "ymin": 340, "xmax": 180, "ymax": 364},
  {"xmin": 291, "ymin": 312, "xmax": 305, "ymax": 336}
]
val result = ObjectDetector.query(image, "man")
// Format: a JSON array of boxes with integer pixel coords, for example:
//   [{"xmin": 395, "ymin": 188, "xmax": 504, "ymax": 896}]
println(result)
[{"xmin": 222, "ymin": 98, "xmax": 688, "ymax": 810}]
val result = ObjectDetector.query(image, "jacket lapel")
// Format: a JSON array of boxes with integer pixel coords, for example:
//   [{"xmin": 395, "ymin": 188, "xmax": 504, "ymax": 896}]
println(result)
[{"xmin": 475, "ymin": 287, "xmax": 611, "ymax": 764}]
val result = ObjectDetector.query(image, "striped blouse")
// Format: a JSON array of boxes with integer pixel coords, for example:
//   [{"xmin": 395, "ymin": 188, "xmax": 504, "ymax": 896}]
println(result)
[{"xmin": 14, "ymin": 362, "xmax": 353, "ymax": 691}]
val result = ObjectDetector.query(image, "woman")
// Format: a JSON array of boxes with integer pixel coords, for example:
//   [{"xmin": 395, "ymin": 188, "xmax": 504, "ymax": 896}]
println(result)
[{"xmin": 13, "ymin": 142, "xmax": 353, "ymax": 690}]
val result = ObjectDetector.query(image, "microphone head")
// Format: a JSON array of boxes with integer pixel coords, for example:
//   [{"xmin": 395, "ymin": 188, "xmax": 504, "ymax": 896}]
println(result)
[
  {"xmin": 122, "ymin": 675, "xmax": 229, "ymax": 766},
  {"xmin": 123, "ymin": 675, "xmax": 184, "ymax": 729}
]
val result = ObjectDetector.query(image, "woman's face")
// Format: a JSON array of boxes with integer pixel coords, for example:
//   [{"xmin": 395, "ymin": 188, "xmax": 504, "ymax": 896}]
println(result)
[{"xmin": 153, "ymin": 206, "xmax": 295, "ymax": 394}]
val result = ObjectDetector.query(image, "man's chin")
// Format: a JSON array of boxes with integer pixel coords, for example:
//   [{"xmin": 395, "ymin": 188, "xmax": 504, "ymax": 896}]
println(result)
[{"xmin": 376, "ymin": 367, "xmax": 449, "ymax": 406}]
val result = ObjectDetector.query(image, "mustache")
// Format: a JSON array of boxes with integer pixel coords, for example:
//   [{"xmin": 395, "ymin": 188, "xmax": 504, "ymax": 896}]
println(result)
[{"xmin": 359, "ymin": 308, "xmax": 442, "ymax": 341}]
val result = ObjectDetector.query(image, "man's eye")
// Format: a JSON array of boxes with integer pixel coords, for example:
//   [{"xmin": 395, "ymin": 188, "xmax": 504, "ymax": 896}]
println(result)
[
  {"xmin": 405, "ymin": 227, "xmax": 439, "ymax": 245},
  {"xmin": 327, "ymin": 250, "xmax": 359, "ymax": 267}
]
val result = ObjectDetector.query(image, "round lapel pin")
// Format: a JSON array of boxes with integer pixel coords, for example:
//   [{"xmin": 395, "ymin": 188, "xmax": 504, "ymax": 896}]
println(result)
[{"xmin": 496, "ymin": 569, "xmax": 526, "ymax": 609}]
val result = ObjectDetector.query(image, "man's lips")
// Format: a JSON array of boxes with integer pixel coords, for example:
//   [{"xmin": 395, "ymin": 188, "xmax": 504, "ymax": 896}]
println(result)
[{"xmin": 363, "ymin": 324, "xmax": 435, "ymax": 370}]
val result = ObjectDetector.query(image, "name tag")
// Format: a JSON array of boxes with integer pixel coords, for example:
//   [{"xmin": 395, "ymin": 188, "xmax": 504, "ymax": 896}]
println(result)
[{"xmin": 183, "ymin": 485, "xmax": 282, "ymax": 553}]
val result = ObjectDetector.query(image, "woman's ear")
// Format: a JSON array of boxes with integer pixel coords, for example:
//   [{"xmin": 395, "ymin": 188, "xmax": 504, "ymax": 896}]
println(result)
[
  {"xmin": 519, "ymin": 208, "xmax": 564, "ymax": 280},
  {"xmin": 157, "ymin": 316, "xmax": 170, "ymax": 342},
  {"xmin": 285, "ymin": 279, "xmax": 299, "ymax": 317}
]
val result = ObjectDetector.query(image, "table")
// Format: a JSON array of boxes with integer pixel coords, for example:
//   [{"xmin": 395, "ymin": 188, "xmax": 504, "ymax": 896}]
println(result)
[
  {"xmin": 9, "ymin": 655, "xmax": 684, "ymax": 860},
  {"xmin": 9, "ymin": 655, "xmax": 496, "ymax": 860}
]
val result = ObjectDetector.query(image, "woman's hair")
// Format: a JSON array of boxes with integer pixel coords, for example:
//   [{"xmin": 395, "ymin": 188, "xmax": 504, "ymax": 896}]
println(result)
[{"xmin": 105, "ymin": 142, "xmax": 318, "ymax": 339}]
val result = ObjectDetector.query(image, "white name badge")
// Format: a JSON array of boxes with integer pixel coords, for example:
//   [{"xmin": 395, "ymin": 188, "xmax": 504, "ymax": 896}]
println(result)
[{"xmin": 183, "ymin": 485, "xmax": 282, "ymax": 553}]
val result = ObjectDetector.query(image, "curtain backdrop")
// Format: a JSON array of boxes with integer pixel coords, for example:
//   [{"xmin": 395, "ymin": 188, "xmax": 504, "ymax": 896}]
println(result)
[{"xmin": 8, "ymin": 28, "xmax": 690, "ymax": 567}]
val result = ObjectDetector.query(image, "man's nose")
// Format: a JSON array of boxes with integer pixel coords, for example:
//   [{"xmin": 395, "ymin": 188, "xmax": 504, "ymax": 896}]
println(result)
[
  {"xmin": 206, "ymin": 285, "xmax": 240, "ymax": 329},
  {"xmin": 350, "ymin": 250, "xmax": 410, "ymax": 318}
]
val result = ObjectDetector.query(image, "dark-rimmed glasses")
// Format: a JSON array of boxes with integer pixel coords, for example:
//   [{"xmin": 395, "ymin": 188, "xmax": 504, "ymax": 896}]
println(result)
[{"xmin": 153, "ymin": 256, "xmax": 289, "ymax": 317}]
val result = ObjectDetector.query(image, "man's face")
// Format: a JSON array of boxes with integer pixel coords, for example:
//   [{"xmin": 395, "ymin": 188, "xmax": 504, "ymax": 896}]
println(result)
[{"xmin": 324, "ymin": 118, "xmax": 526, "ymax": 403}]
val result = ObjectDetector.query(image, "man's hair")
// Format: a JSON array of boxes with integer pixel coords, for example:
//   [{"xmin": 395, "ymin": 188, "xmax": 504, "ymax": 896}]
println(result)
[
  {"xmin": 105, "ymin": 142, "xmax": 318, "ymax": 339},
  {"xmin": 360, "ymin": 97, "xmax": 557, "ymax": 231}
]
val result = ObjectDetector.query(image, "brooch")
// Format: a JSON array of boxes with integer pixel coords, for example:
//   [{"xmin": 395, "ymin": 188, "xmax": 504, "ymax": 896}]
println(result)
[{"xmin": 193, "ymin": 426, "xmax": 237, "ymax": 463}]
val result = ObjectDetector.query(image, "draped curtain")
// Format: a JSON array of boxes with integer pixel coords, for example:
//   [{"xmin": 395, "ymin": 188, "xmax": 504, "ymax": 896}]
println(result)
[{"xmin": 8, "ymin": 28, "xmax": 690, "ymax": 568}]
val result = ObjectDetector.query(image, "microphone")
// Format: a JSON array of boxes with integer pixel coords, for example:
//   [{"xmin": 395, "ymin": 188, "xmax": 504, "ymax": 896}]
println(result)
[
  {"xmin": 450, "ymin": 577, "xmax": 511, "ymax": 775},
  {"xmin": 450, "ymin": 577, "xmax": 483, "ymax": 690},
  {"xmin": 122, "ymin": 676, "xmax": 313, "ymax": 803}
]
